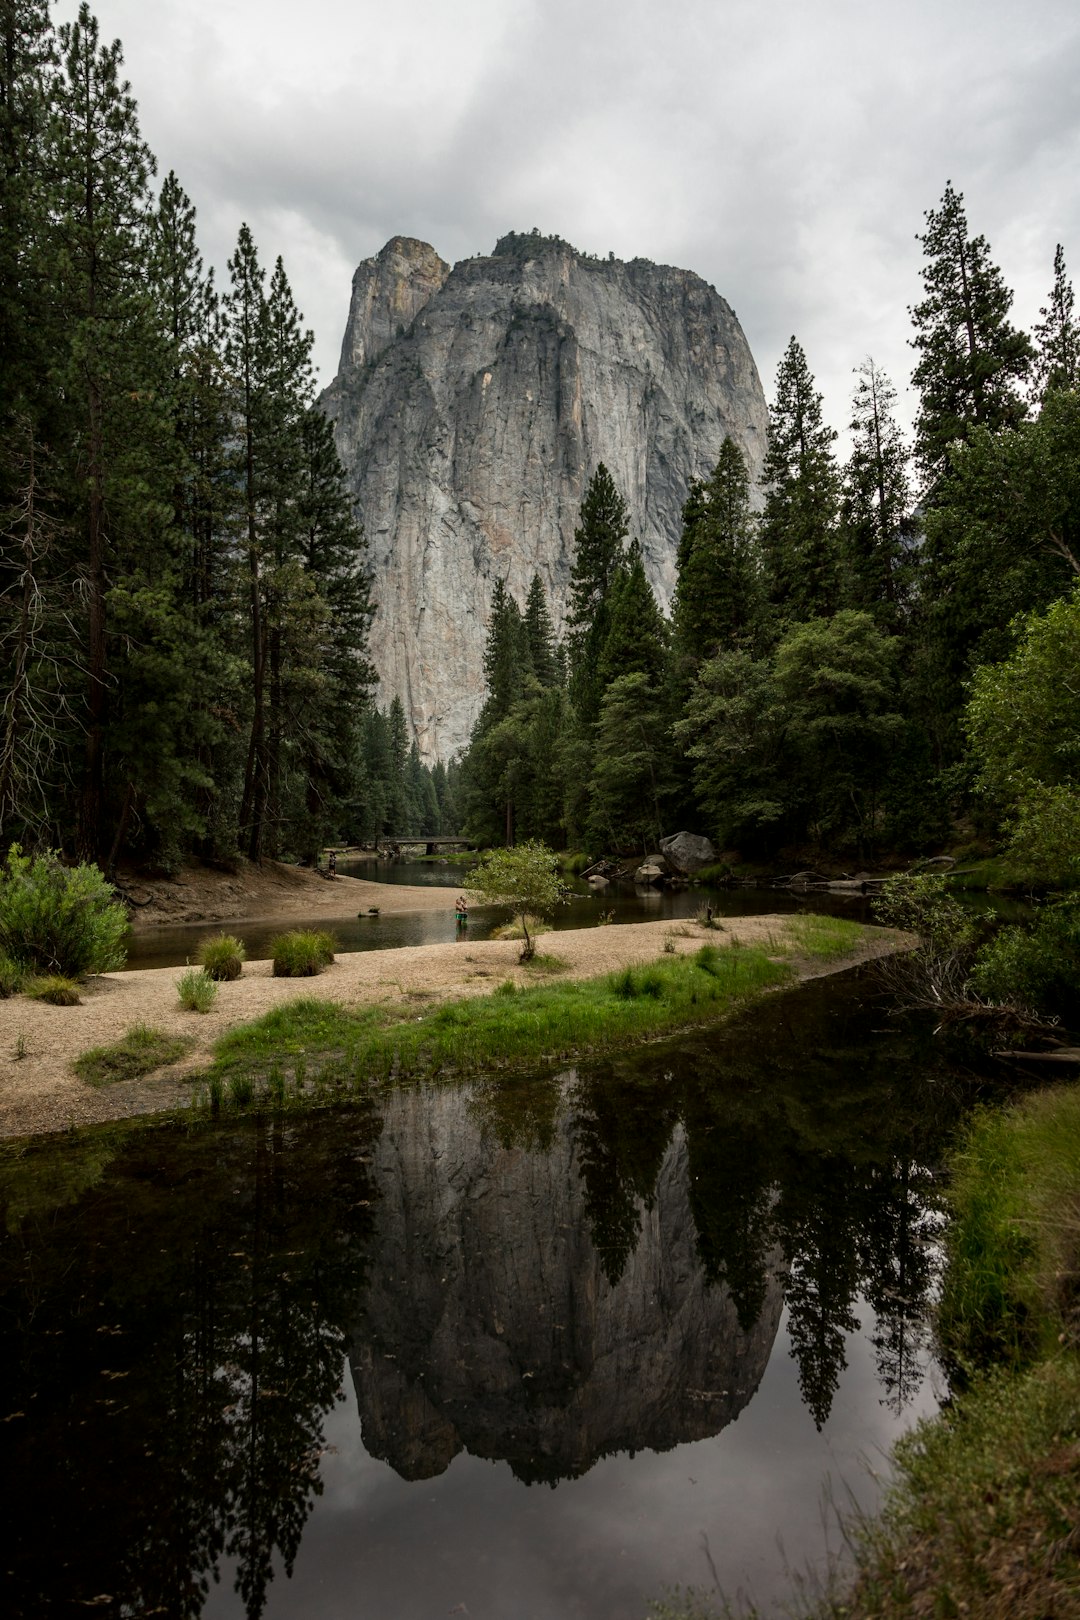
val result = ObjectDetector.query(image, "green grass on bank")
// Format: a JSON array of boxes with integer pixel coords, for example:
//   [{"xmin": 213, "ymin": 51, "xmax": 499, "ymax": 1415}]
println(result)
[
  {"xmin": 786, "ymin": 912, "xmax": 870, "ymax": 960},
  {"xmin": 198, "ymin": 940, "xmax": 819, "ymax": 1113},
  {"xmin": 75, "ymin": 1023, "xmax": 192, "ymax": 1087},
  {"xmin": 937, "ymin": 1086, "xmax": 1080, "ymax": 1374}
]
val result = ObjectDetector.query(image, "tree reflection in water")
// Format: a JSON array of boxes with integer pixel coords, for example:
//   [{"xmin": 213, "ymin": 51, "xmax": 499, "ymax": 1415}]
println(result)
[{"xmin": 0, "ymin": 1109, "xmax": 381, "ymax": 1618}]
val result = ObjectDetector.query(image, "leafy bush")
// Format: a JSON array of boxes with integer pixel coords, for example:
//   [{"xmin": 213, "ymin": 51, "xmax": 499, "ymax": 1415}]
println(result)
[
  {"xmin": 24, "ymin": 974, "xmax": 81, "ymax": 1006},
  {"xmin": 177, "ymin": 967, "xmax": 218, "ymax": 1013},
  {"xmin": 971, "ymin": 897, "xmax": 1080, "ymax": 1023},
  {"xmin": 0, "ymin": 952, "xmax": 23, "ymax": 997},
  {"xmin": 270, "ymin": 928, "xmax": 336, "ymax": 978},
  {"xmin": 74, "ymin": 1024, "xmax": 190, "ymax": 1086},
  {"xmin": 0, "ymin": 845, "xmax": 128, "ymax": 976},
  {"xmin": 197, "ymin": 933, "xmax": 246, "ymax": 981},
  {"xmin": 468, "ymin": 840, "xmax": 569, "ymax": 960}
]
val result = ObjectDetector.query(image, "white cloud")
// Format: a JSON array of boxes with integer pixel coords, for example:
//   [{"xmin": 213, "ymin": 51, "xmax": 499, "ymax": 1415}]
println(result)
[{"xmin": 55, "ymin": 0, "xmax": 1080, "ymax": 443}]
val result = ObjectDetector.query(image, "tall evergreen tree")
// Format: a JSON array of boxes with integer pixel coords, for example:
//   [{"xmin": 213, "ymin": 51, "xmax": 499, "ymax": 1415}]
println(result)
[
  {"xmin": 910, "ymin": 182, "xmax": 1032, "ymax": 480},
  {"xmin": 840, "ymin": 360, "xmax": 913, "ymax": 621},
  {"xmin": 566, "ymin": 463, "xmax": 630, "ymax": 725},
  {"xmin": 597, "ymin": 542, "xmax": 667, "ymax": 690},
  {"xmin": 671, "ymin": 437, "xmax": 759, "ymax": 683},
  {"xmin": 1032, "ymin": 243, "xmax": 1080, "ymax": 403},
  {"xmin": 523, "ymin": 572, "xmax": 558, "ymax": 687},
  {"xmin": 759, "ymin": 339, "xmax": 841, "ymax": 627},
  {"xmin": 0, "ymin": 0, "xmax": 53, "ymax": 432},
  {"xmin": 47, "ymin": 3, "xmax": 164, "ymax": 857},
  {"xmin": 480, "ymin": 577, "xmax": 528, "ymax": 724}
]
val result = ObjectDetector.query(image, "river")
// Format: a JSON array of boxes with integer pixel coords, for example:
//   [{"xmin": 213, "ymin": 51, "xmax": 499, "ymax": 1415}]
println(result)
[
  {"xmin": 122, "ymin": 857, "xmax": 883, "ymax": 971},
  {"xmin": 0, "ymin": 965, "xmax": 975, "ymax": 1619}
]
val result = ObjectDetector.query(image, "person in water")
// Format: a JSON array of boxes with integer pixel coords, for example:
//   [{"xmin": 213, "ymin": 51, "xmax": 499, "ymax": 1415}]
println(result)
[{"xmin": 454, "ymin": 895, "xmax": 468, "ymax": 930}]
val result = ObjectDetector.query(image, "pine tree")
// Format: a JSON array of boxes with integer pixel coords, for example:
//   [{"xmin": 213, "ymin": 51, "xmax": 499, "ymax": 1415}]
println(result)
[
  {"xmin": 597, "ymin": 542, "xmax": 667, "ymax": 690},
  {"xmin": 1032, "ymin": 244, "xmax": 1080, "ymax": 403},
  {"xmin": 481, "ymin": 577, "xmax": 528, "ymax": 724},
  {"xmin": 840, "ymin": 361, "xmax": 913, "ymax": 621},
  {"xmin": 225, "ymin": 223, "xmax": 270, "ymax": 857},
  {"xmin": 910, "ymin": 182, "xmax": 1032, "ymax": 479},
  {"xmin": 0, "ymin": 0, "xmax": 53, "ymax": 430},
  {"xmin": 759, "ymin": 339, "xmax": 841, "ymax": 627},
  {"xmin": 523, "ymin": 573, "xmax": 558, "ymax": 687},
  {"xmin": 671, "ymin": 438, "xmax": 759, "ymax": 683},
  {"xmin": 566, "ymin": 463, "xmax": 630, "ymax": 725},
  {"xmin": 47, "ymin": 3, "xmax": 163, "ymax": 857}
]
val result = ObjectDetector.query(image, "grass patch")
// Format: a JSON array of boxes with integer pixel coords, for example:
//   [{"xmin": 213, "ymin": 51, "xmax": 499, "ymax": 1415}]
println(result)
[
  {"xmin": 200, "ymin": 946, "xmax": 799, "ymax": 1112},
  {"xmin": 197, "ymin": 933, "xmax": 245, "ymax": 981},
  {"xmin": 270, "ymin": 928, "xmax": 336, "ymax": 977},
  {"xmin": 785, "ymin": 912, "xmax": 869, "ymax": 960},
  {"xmin": 490, "ymin": 913, "xmax": 552, "ymax": 942},
  {"xmin": 177, "ymin": 967, "xmax": 218, "ymax": 1013},
  {"xmin": 938, "ymin": 1086, "xmax": 1080, "ymax": 1374},
  {"xmin": 74, "ymin": 1023, "xmax": 191, "ymax": 1087},
  {"xmin": 24, "ymin": 973, "xmax": 81, "ymax": 1005},
  {"xmin": 522, "ymin": 951, "xmax": 568, "ymax": 975}
]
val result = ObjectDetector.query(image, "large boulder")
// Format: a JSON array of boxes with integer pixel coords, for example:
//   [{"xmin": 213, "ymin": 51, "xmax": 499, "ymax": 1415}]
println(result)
[{"xmin": 659, "ymin": 832, "xmax": 716, "ymax": 874}]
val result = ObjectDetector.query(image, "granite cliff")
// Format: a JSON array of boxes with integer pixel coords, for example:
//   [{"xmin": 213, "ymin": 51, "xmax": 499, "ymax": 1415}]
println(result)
[
  {"xmin": 348, "ymin": 1075, "xmax": 785, "ymax": 1484},
  {"xmin": 320, "ymin": 231, "xmax": 768, "ymax": 761}
]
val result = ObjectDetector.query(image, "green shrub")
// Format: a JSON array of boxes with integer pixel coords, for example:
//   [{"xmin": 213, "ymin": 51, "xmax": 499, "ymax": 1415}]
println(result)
[
  {"xmin": 0, "ymin": 951, "xmax": 23, "ymax": 997},
  {"xmin": 197, "ymin": 933, "xmax": 246, "ymax": 981},
  {"xmin": 694, "ymin": 944, "xmax": 722, "ymax": 976},
  {"xmin": 24, "ymin": 973, "xmax": 82, "ymax": 1006},
  {"xmin": 270, "ymin": 928, "xmax": 336, "ymax": 977},
  {"xmin": 971, "ymin": 897, "xmax": 1080, "ymax": 1022},
  {"xmin": 177, "ymin": 967, "xmax": 218, "ymax": 1013},
  {"xmin": 0, "ymin": 844, "xmax": 128, "ymax": 976},
  {"xmin": 74, "ymin": 1024, "xmax": 190, "ymax": 1086}
]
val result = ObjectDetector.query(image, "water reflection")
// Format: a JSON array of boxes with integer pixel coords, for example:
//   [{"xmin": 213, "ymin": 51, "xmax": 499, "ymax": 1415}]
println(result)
[{"xmin": 0, "ymin": 973, "xmax": 965, "ymax": 1618}]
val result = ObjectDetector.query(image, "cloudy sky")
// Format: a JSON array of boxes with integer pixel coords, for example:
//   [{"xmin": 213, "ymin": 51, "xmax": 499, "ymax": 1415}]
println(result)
[{"xmin": 54, "ymin": 0, "xmax": 1080, "ymax": 443}]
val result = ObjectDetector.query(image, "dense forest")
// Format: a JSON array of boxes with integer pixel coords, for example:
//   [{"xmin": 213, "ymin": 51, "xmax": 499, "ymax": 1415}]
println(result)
[
  {"xmin": 2, "ymin": 1, "xmax": 1078, "ymax": 882},
  {"xmin": 458, "ymin": 202, "xmax": 1080, "ymax": 875},
  {"xmin": 0, "ymin": 0, "xmax": 454, "ymax": 874}
]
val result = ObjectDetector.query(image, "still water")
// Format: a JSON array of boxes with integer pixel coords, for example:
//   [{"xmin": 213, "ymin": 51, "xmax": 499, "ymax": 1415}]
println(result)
[
  {"xmin": 123, "ymin": 859, "xmax": 878, "ymax": 971},
  {"xmin": 0, "ymin": 971, "xmax": 970, "ymax": 1619}
]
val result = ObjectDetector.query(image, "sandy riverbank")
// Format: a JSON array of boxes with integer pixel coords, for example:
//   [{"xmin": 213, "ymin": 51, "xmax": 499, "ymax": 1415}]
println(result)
[{"xmin": 0, "ymin": 916, "xmax": 901, "ymax": 1140}]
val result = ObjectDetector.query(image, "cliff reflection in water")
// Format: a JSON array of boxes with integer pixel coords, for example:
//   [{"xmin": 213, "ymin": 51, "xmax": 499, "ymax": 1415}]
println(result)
[
  {"xmin": 0, "ymin": 972, "xmax": 965, "ymax": 1617},
  {"xmin": 350, "ymin": 1078, "xmax": 785, "ymax": 1485}
]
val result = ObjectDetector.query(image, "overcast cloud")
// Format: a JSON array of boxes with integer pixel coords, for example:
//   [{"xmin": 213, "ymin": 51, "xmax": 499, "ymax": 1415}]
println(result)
[{"xmin": 53, "ymin": 0, "xmax": 1080, "ymax": 446}]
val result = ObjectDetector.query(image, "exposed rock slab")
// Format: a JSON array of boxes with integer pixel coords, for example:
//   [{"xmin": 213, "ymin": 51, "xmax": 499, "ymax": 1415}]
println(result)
[{"xmin": 320, "ymin": 232, "xmax": 768, "ymax": 760}]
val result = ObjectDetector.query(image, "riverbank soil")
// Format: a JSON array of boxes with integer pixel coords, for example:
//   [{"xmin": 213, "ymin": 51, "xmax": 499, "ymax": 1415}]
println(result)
[
  {"xmin": 0, "ymin": 917, "xmax": 901, "ymax": 1139},
  {"xmin": 118, "ymin": 853, "xmax": 445, "ymax": 930}
]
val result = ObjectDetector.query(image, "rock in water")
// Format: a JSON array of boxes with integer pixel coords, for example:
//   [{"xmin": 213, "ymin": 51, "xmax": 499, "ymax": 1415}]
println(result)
[{"xmin": 320, "ymin": 231, "xmax": 768, "ymax": 760}]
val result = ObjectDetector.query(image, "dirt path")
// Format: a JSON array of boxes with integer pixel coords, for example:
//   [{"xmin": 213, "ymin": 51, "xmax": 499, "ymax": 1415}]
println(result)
[{"xmin": 0, "ymin": 918, "xmax": 902, "ymax": 1140}]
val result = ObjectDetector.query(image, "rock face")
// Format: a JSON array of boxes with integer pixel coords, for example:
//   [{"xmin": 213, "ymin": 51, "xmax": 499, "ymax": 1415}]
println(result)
[
  {"xmin": 348, "ymin": 1076, "xmax": 785, "ymax": 1484},
  {"xmin": 320, "ymin": 232, "xmax": 769, "ymax": 760}
]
